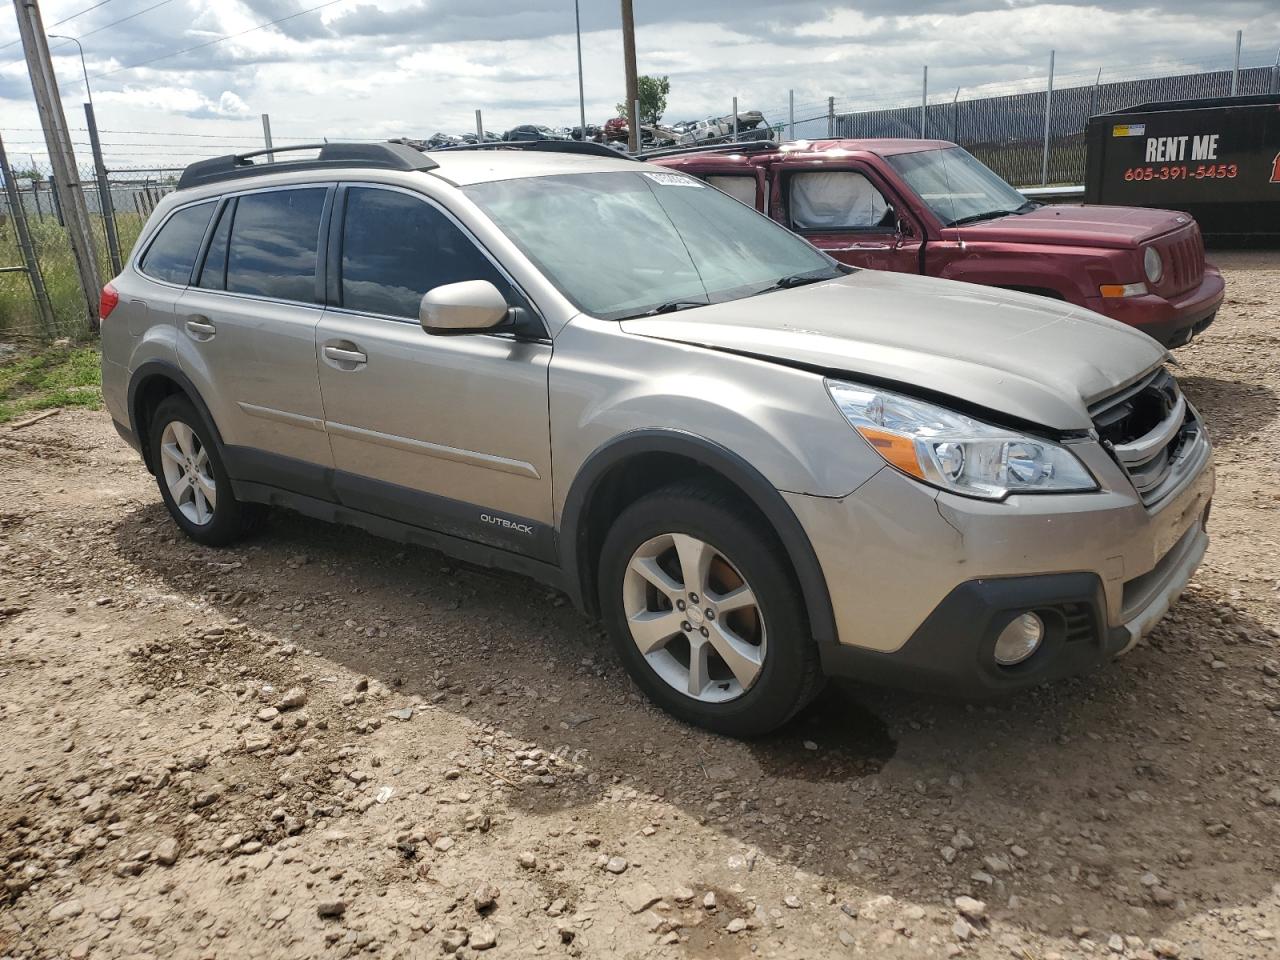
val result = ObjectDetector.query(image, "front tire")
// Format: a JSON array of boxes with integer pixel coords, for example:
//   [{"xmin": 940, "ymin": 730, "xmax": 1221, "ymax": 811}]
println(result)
[
  {"xmin": 149, "ymin": 395, "xmax": 260, "ymax": 547},
  {"xmin": 598, "ymin": 482, "xmax": 824, "ymax": 736}
]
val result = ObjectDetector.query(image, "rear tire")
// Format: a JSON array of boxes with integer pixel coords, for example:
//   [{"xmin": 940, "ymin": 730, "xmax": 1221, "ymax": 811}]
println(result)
[
  {"xmin": 598, "ymin": 481, "xmax": 825, "ymax": 737},
  {"xmin": 148, "ymin": 395, "xmax": 261, "ymax": 547}
]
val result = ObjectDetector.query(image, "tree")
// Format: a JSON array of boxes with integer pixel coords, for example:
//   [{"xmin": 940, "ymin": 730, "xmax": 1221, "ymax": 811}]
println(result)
[{"xmin": 617, "ymin": 74, "xmax": 670, "ymax": 126}]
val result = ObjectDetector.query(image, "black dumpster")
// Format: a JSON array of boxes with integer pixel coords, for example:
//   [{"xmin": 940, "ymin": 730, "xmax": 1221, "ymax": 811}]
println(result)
[{"xmin": 1084, "ymin": 94, "xmax": 1280, "ymax": 243}]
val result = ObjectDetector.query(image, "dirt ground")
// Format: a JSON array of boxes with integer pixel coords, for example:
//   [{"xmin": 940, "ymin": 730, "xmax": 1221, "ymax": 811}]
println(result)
[{"xmin": 2, "ymin": 251, "xmax": 1279, "ymax": 960}]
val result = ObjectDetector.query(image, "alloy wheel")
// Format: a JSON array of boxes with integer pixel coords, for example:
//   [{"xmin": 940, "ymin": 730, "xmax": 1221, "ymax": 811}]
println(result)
[
  {"xmin": 159, "ymin": 420, "xmax": 216, "ymax": 526},
  {"xmin": 621, "ymin": 533, "xmax": 766, "ymax": 703}
]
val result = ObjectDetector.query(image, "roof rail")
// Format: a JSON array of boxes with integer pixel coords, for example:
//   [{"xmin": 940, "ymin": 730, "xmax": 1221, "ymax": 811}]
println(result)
[
  {"xmin": 439, "ymin": 139, "xmax": 636, "ymax": 161},
  {"xmin": 640, "ymin": 140, "xmax": 780, "ymax": 161},
  {"xmin": 177, "ymin": 141, "xmax": 440, "ymax": 190}
]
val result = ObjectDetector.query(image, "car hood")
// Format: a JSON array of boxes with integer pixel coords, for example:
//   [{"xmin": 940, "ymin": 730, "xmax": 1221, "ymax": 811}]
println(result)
[
  {"xmin": 952, "ymin": 204, "xmax": 1193, "ymax": 248},
  {"xmin": 619, "ymin": 270, "xmax": 1167, "ymax": 431}
]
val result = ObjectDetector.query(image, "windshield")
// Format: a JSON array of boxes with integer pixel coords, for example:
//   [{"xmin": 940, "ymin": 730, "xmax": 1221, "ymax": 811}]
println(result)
[
  {"xmin": 463, "ymin": 170, "xmax": 838, "ymax": 320},
  {"xmin": 886, "ymin": 146, "xmax": 1031, "ymax": 227}
]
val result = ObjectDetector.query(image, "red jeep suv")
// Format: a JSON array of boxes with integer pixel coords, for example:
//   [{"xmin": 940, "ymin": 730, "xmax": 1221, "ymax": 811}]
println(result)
[{"xmin": 652, "ymin": 139, "xmax": 1224, "ymax": 347}]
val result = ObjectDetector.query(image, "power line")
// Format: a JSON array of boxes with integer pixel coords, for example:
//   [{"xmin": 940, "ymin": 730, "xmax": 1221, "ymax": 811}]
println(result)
[
  {"xmin": 76, "ymin": 0, "xmax": 178, "ymax": 41},
  {"xmin": 90, "ymin": 0, "xmax": 349, "ymax": 80},
  {"xmin": 0, "ymin": 0, "xmax": 120, "ymax": 51},
  {"xmin": 1, "ymin": 0, "xmax": 178, "ymax": 69}
]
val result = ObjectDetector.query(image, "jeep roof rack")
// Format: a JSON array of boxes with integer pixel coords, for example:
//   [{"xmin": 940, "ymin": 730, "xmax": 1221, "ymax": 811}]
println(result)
[
  {"xmin": 177, "ymin": 141, "xmax": 440, "ymax": 190},
  {"xmin": 439, "ymin": 139, "xmax": 636, "ymax": 161},
  {"xmin": 639, "ymin": 140, "xmax": 780, "ymax": 161}
]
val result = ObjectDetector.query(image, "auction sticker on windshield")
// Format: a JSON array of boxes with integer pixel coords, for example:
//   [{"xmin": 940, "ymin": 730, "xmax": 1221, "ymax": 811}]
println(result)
[{"xmin": 643, "ymin": 172, "xmax": 705, "ymax": 187}]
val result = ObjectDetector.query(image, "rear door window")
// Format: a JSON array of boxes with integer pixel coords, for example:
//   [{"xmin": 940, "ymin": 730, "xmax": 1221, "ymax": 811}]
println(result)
[
  {"xmin": 225, "ymin": 188, "xmax": 327, "ymax": 302},
  {"xmin": 339, "ymin": 186, "xmax": 526, "ymax": 319},
  {"xmin": 789, "ymin": 171, "xmax": 892, "ymax": 231},
  {"xmin": 704, "ymin": 175, "xmax": 758, "ymax": 208},
  {"xmin": 138, "ymin": 201, "xmax": 215, "ymax": 285}
]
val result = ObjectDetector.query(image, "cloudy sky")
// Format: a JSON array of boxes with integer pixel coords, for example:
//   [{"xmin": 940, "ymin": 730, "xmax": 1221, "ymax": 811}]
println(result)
[{"xmin": 0, "ymin": 0, "xmax": 1275, "ymax": 170}]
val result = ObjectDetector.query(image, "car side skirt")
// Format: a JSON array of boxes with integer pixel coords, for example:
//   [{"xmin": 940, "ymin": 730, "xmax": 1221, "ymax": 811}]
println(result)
[{"xmin": 221, "ymin": 444, "xmax": 560, "ymax": 570}]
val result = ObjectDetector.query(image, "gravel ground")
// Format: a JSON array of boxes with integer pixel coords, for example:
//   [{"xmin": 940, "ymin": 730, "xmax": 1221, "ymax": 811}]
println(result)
[{"xmin": 1, "ymin": 251, "xmax": 1278, "ymax": 960}]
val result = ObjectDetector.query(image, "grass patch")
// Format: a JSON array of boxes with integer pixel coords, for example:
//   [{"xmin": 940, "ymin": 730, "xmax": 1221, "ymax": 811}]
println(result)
[{"xmin": 0, "ymin": 343, "xmax": 102, "ymax": 424}]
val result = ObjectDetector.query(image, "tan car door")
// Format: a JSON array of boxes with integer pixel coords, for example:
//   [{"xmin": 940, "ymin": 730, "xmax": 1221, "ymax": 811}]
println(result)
[{"xmin": 313, "ymin": 183, "xmax": 555, "ymax": 561}]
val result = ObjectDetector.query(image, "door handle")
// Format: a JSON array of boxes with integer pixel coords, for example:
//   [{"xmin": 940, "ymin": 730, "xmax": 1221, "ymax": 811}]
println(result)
[
  {"xmin": 185, "ymin": 316, "xmax": 216, "ymax": 339},
  {"xmin": 323, "ymin": 345, "xmax": 367, "ymax": 366}
]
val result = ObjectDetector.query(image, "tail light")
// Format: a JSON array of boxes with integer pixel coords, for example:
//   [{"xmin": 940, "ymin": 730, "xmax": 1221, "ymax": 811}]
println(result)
[{"xmin": 100, "ymin": 282, "xmax": 119, "ymax": 319}]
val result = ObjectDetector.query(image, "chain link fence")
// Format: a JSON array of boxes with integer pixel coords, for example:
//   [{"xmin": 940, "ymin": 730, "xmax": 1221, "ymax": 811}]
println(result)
[
  {"xmin": 770, "ymin": 52, "xmax": 1280, "ymax": 188},
  {"xmin": 0, "ymin": 161, "xmax": 178, "ymax": 340}
]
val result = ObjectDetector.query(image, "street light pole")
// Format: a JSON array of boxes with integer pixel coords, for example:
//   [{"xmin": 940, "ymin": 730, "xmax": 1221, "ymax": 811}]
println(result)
[
  {"xmin": 574, "ymin": 0, "xmax": 586, "ymax": 137},
  {"xmin": 46, "ymin": 33, "xmax": 93, "ymax": 109}
]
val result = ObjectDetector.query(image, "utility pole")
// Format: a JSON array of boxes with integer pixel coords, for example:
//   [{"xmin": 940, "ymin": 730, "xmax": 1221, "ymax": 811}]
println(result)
[
  {"xmin": 620, "ymin": 0, "xmax": 639, "ymax": 152},
  {"xmin": 13, "ymin": 0, "xmax": 101, "ymax": 331}
]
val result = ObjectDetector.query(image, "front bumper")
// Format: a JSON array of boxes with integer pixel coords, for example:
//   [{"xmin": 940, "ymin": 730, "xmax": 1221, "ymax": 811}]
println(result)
[
  {"xmin": 786, "ymin": 436, "xmax": 1214, "ymax": 696},
  {"xmin": 1085, "ymin": 265, "xmax": 1224, "ymax": 348}
]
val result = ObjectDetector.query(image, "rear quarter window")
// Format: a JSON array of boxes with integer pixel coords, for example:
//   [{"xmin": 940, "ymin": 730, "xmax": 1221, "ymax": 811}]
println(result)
[
  {"xmin": 138, "ymin": 201, "xmax": 215, "ymax": 285},
  {"xmin": 704, "ymin": 175, "xmax": 758, "ymax": 208}
]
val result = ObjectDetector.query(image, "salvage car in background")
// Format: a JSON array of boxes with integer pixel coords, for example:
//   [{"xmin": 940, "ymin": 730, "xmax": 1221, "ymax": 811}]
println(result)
[
  {"xmin": 504, "ymin": 125, "xmax": 573, "ymax": 142},
  {"xmin": 652, "ymin": 139, "xmax": 1224, "ymax": 347}
]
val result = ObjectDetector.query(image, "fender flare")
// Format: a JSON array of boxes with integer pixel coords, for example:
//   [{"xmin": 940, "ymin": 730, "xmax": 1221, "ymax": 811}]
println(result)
[
  {"xmin": 127, "ymin": 360, "xmax": 224, "ymax": 472},
  {"xmin": 559, "ymin": 429, "xmax": 838, "ymax": 647}
]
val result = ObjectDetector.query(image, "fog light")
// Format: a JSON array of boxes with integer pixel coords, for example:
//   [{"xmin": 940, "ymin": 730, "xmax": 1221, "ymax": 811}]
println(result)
[{"xmin": 994, "ymin": 612, "xmax": 1044, "ymax": 666}]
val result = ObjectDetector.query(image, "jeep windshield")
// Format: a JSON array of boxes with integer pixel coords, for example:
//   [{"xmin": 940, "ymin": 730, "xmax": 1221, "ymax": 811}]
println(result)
[
  {"xmin": 463, "ymin": 170, "xmax": 839, "ymax": 321},
  {"xmin": 886, "ymin": 146, "xmax": 1036, "ymax": 227}
]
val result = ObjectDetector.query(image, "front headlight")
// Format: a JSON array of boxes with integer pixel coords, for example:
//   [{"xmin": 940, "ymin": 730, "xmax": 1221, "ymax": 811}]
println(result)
[
  {"xmin": 1143, "ymin": 246, "xmax": 1163, "ymax": 284},
  {"xmin": 826, "ymin": 380, "xmax": 1097, "ymax": 500}
]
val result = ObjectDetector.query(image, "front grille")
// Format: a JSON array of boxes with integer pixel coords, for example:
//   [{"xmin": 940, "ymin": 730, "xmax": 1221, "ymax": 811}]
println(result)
[
  {"xmin": 1090, "ymin": 367, "xmax": 1205, "ymax": 508},
  {"xmin": 1154, "ymin": 226, "xmax": 1204, "ymax": 296}
]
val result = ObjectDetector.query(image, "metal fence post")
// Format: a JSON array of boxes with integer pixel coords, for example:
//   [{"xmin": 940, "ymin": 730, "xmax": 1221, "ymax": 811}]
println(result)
[
  {"xmin": 0, "ymin": 131, "xmax": 56, "ymax": 337},
  {"xmin": 952, "ymin": 86, "xmax": 960, "ymax": 142},
  {"xmin": 1272, "ymin": 47, "xmax": 1280, "ymax": 94},
  {"xmin": 1090, "ymin": 67, "xmax": 1102, "ymax": 117},
  {"xmin": 85, "ymin": 102, "xmax": 121, "ymax": 276},
  {"xmin": 1040, "ymin": 50, "xmax": 1055, "ymax": 186},
  {"xmin": 788, "ymin": 89, "xmax": 794, "ymax": 139},
  {"xmin": 633, "ymin": 98, "xmax": 642, "ymax": 156},
  {"xmin": 262, "ymin": 113, "xmax": 274, "ymax": 162},
  {"xmin": 31, "ymin": 177, "xmax": 43, "ymax": 219},
  {"xmin": 1231, "ymin": 30, "xmax": 1241, "ymax": 96},
  {"xmin": 732, "ymin": 96, "xmax": 739, "ymax": 142},
  {"xmin": 475, "ymin": 109, "xmax": 484, "ymax": 141},
  {"xmin": 921, "ymin": 65, "xmax": 928, "ymax": 137},
  {"xmin": 827, "ymin": 96, "xmax": 834, "ymax": 137}
]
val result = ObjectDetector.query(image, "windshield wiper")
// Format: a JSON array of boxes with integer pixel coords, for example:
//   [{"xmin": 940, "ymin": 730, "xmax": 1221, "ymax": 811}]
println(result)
[
  {"xmin": 752, "ymin": 272, "xmax": 838, "ymax": 296},
  {"xmin": 624, "ymin": 300, "xmax": 709, "ymax": 319},
  {"xmin": 946, "ymin": 200, "xmax": 1040, "ymax": 228},
  {"xmin": 946, "ymin": 209, "xmax": 1018, "ymax": 227}
]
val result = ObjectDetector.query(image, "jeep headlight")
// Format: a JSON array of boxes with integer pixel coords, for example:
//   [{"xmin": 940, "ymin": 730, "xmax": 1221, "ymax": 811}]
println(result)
[
  {"xmin": 826, "ymin": 380, "xmax": 1097, "ymax": 500},
  {"xmin": 1143, "ymin": 246, "xmax": 1163, "ymax": 284}
]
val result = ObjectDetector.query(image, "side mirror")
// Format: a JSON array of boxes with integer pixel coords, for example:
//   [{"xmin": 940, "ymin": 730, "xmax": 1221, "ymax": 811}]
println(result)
[
  {"xmin": 896, "ymin": 215, "xmax": 916, "ymax": 239},
  {"xmin": 419, "ymin": 280, "xmax": 510, "ymax": 335}
]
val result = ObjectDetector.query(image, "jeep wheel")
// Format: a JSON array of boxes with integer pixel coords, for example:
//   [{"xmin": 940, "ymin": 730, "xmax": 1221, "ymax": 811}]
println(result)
[{"xmin": 598, "ymin": 482, "xmax": 824, "ymax": 736}]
